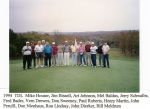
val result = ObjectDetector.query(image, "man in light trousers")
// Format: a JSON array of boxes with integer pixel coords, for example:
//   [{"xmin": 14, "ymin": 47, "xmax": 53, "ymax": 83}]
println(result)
[
  {"xmin": 57, "ymin": 43, "xmax": 64, "ymax": 66},
  {"xmin": 64, "ymin": 41, "xmax": 70, "ymax": 66},
  {"xmin": 71, "ymin": 44, "xmax": 77, "ymax": 66}
]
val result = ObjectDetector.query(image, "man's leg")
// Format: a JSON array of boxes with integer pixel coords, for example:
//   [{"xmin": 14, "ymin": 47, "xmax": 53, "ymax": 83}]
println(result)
[
  {"xmin": 64, "ymin": 53, "xmax": 66, "ymax": 65},
  {"xmin": 57, "ymin": 53, "xmax": 60, "ymax": 65},
  {"xmin": 93, "ymin": 54, "xmax": 96, "ymax": 66},
  {"xmin": 60, "ymin": 53, "xmax": 63, "ymax": 65},
  {"xmin": 85, "ymin": 53, "xmax": 88, "ymax": 65},
  {"xmin": 29, "ymin": 55, "xmax": 32, "ymax": 68},
  {"xmin": 49, "ymin": 54, "xmax": 51, "ymax": 67},
  {"xmin": 35, "ymin": 54, "xmax": 40, "ymax": 68},
  {"xmin": 103, "ymin": 54, "xmax": 106, "ymax": 67},
  {"xmin": 23, "ymin": 55, "xmax": 26, "ymax": 69},
  {"xmin": 80, "ymin": 54, "xmax": 82, "ymax": 65},
  {"xmin": 27, "ymin": 55, "xmax": 31, "ymax": 69},
  {"xmin": 75, "ymin": 53, "xmax": 77, "ymax": 65},
  {"xmin": 98, "ymin": 54, "xmax": 100, "ymax": 66},
  {"xmin": 91, "ymin": 54, "xmax": 93, "ymax": 64},
  {"xmin": 77, "ymin": 53, "xmax": 80, "ymax": 65},
  {"xmin": 52, "ymin": 55, "xmax": 54, "ymax": 66},
  {"xmin": 33, "ymin": 55, "xmax": 36, "ymax": 67},
  {"xmin": 39, "ymin": 53, "xmax": 43, "ymax": 67},
  {"xmin": 42, "ymin": 52, "xmax": 45, "ymax": 66},
  {"xmin": 44, "ymin": 54, "xmax": 47, "ymax": 67},
  {"xmin": 71, "ymin": 53, "xmax": 74, "ymax": 65},
  {"xmin": 106, "ymin": 54, "xmax": 110, "ymax": 68},
  {"xmin": 54, "ymin": 55, "xmax": 56, "ymax": 66},
  {"xmin": 88, "ymin": 53, "xmax": 91, "ymax": 66},
  {"xmin": 45, "ymin": 53, "xmax": 48, "ymax": 67},
  {"xmin": 86, "ymin": 53, "xmax": 89, "ymax": 66},
  {"xmin": 83, "ymin": 54, "xmax": 86, "ymax": 65},
  {"xmin": 67, "ymin": 53, "xmax": 70, "ymax": 65},
  {"xmin": 73, "ymin": 53, "xmax": 76, "ymax": 65}
]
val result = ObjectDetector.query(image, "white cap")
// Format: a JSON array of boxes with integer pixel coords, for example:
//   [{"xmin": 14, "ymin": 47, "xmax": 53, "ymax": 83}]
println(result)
[
  {"xmin": 42, "ymin": 40, "xmax": 45, "ymax": 42},
  {"xmin": 52, "ymin": 42, "xmax": 55, "ymax": 44},
  {"xmin": 26, "ymin": 41, "xmax": 29, "ymax": 44},
  {"xmin": 65, "ymin": 41, "xmax": 68, "ymax": 43},
  {"xmin": 91, "ymin": 42, "xmax": 94, "ymax": 44},
  {"xmin": 79, "ymin": 42, "xmax": 82, "ymax": 44}
]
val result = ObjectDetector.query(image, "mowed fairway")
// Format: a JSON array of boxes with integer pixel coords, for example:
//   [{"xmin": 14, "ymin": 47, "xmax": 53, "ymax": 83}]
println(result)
[{"xmin": 10, "ymin": 55, "xmax": 139, "ymax": 92}]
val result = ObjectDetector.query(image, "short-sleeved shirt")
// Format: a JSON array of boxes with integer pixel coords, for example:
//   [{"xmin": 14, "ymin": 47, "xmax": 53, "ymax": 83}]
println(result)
[{"xmin": 34, "ymin": 45, "xmax": 44, "ymax": 53}]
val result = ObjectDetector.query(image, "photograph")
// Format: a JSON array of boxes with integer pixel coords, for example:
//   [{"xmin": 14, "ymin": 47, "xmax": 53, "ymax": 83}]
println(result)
[{"xmin": 9, "ymin": 0, "xmax": 139, "ymax": 92}]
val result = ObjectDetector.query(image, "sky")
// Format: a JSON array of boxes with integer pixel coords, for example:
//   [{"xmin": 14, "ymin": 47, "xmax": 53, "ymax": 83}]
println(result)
[{"xmin": 9, "ymin": 0, "xmax": 139, "ymax": 32}]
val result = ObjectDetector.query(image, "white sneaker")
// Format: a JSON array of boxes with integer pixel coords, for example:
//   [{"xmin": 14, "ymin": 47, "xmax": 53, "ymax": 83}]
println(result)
[
  {"xmin": 35, "ymin": 66, "xmax": 39, "ymax": 68},
  {"xmin": 40, "ymin": 65, "xmax": 44, "ymax": 67},
  {"xmin": 80, "ymin": 64, "xmax": 83, "ymax": 66}
]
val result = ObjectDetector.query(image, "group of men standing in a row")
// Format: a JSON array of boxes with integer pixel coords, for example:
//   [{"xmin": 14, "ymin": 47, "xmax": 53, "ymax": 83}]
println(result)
[{"xmin": 22, "ymin": 40, "xmax": 110, "ymax": 70}]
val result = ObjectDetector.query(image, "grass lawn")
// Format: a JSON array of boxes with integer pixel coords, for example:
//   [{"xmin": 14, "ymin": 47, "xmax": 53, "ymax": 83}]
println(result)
[{"xmin": 10, "ymin": 49, "xmax": 139, "ymax": 92}]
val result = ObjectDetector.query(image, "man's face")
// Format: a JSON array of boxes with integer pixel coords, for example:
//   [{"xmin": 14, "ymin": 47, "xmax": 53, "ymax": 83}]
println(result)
[
  {"xmin": 31, "ymin": 43, "xmax": 34, "ymax": 46},
  {"xmin": 46, "ymin": 42, "xmax": 49, "ymax": 45},
  {"xmin": 26, "ymin": 43, "xmax": 30, "ymax": 46},
  {"xmin": 38, "ymin": 41, "xmax": 41, "ymax": 45},
  {"xmin": 42, "ymin": 41, "xmax": 45, "ymax": 45},
  {"xmin": 65, "ymin": 43, "xmax": 68, "ymax": 45}
]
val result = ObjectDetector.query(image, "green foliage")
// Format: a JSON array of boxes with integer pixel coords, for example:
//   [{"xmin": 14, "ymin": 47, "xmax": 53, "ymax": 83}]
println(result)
[
  {"xmin": 9, "ymin": 29, "xmax": 28, "ymax": 58},
  {"xmin": 119, "ymin": 31, "xmax": 139, "ymax": 56},
  {"xmin": 10, "ymin": 44, "xmax": 17, "ymax": 57}
]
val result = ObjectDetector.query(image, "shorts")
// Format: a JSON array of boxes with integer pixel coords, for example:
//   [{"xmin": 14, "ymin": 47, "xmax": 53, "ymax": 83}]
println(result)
[{"xmin": 36, "ymin": 52, "xmax": 43, "ymax": 58}]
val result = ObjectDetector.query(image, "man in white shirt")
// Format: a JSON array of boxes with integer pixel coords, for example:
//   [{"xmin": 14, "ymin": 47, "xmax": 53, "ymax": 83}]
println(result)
[
  {"xmin": 102, "ymin": 42, "xmax": 110, "ymax": 68},
  {"xmin": 22, "ymin": 41, "xmax": 32, "ymax": 70},
  {"xmin": 34, "ymin": 41, "xmax": 44, "ymax": 68},
  {"xmin": 42, "ymin": 40, "xmax": 46, "ymax": 66},
  {"xmin": 70, "ymin": 44, "xmax": 77, "ymax": 66},
  {"xmin": 64, "ymin": 41, "xmax": 70, "ymax": 66},
  {"xmin": 90, "ymin": 42, "xmax": 98, "ymax": 67}
]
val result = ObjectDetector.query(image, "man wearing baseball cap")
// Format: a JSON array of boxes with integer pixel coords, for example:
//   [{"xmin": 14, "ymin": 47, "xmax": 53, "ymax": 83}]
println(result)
[
  {"xmin": 52, "ymin": 42, "xmax": 58, "ymax": 66},
  {"xmin": 22, "ymin": 41, "xmax": 32, "ymax": 70},
  {"xmin": 64, "ymin": 41, "xmax": 71, "ymax": 66},
  {"xmin": 102, "ymin": 42, "xmax": 110, "ymax": 68},
  {"xmin": 90, "ymin": 42, "xmax": 98, "ymax": 67},
  {"xmin": 85, "ymin": 41, "xmax": 91, "ymax": 66}
]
